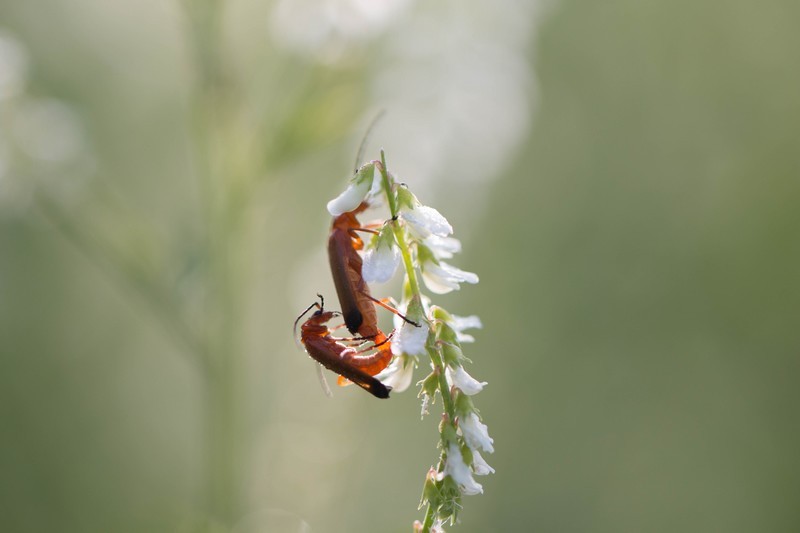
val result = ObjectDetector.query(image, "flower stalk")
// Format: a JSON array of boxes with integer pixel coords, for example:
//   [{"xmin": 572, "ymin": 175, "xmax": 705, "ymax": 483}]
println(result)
[
  {"xmin": 377, "ymin": 151, "xmax": 421, "ymax": 296},
  {"xmin": 336, "ymin": 149, "xmax": 490, "ymax": 532}
]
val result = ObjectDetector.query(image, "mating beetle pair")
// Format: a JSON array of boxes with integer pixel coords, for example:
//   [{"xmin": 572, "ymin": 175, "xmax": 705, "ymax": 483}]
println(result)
[{"xmin": 294, "ymin": 200, "xmax": 418, "ymax": 398}]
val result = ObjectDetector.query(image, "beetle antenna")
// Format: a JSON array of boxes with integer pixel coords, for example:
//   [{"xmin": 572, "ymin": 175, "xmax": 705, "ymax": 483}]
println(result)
[
  {"xmin": 354, "ymin": 110, "xmax": 386, "ymax": 173},
  {"xmin": 293, "ymin": 298, "xmax": 323, "ymax": 347}
]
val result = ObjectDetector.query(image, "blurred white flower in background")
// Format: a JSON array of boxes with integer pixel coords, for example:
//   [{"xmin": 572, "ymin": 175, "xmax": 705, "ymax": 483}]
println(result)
[
  {"xmin": 0, "ymin": 30, "xmax": 28, "ymax": 101},
  {"xmin": 270, "ymin": 0, "xmax": 543, "ymax": 217},
  {"xmin": 270, "ymin": 0, "xmax": 412, "ymax": 62},
  {"xmin": 0, "ymin": 29, "xmax": 94, "ymax": 212},
  {"xmin": 12, "ymin": 99, "xmax": 85, "ymax": 165}
]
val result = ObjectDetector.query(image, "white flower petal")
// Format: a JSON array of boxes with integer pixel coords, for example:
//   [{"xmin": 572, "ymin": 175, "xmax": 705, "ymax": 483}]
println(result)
[
  {"xmin": 420, "ymin": 264, "xmax": 460, "ymax": 294},
  {"xmin": 450, "ymin": 314, "xmax": 482, "ymax": 343},
  {"xmin": 444, "ymin": 443, "xmax": 483, "ymax": 496},
  {"xmin": 401, "ymin": 205, "xmax": 453, "ymax": 239},
  {"xmin": 390, "ymin": 297, "xmax": 429, "ymax": 356},
  {"xmin": 326, "ymin": 180, "xmax": 372, "ymax": 216},
  {"xmin": 455, "ymin": 332, "xmax": 476, "ymax": 343},
  {"xmin": 459, "ymin": 412, "xmax": 494, "ymax": 454},
  {"xmin": 424, "ymin": 235, "xmax": 461, "ymax": 259},
  {"xmin": 471, "ymin": 450, "xmax": 495, "ymax": 476},
  {"xmin": 450, "ymin": 314, "xmax": 482, "ymax": 331},
  {"xmin": 392, "ymin": 319, "xmax": 429, "ymax": 356},
  {"xmin": 362, "ymin": 244, "xmax": 400, "ymax": 283},
  {"xmin": 375, "ymin": 355, "xmax": 415, "ymax": 392},
  {"xmin": 421, "ymin": 261, "xmax": 479, "ymax": 294},
  {"xmin": 326, "ymin": 163, "xmax": 375, "ymax": 215},
  {"xmin": 445, "ymin": 365, "xmax": 487, "ymax": 396}
]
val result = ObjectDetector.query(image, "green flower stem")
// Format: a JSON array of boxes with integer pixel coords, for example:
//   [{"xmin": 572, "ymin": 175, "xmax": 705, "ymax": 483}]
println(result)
[
  {"xmin": 378, "ymin": 151, "xmax": 422, "ymax": 298},
  {"xmin": 420, "ymin": 456, "xmax": 448, "ymax": 533},
  {"xmin": 420, "ymin": 501, "xmax": 437, "ymax": 532},
  {"xmin": 430, "ymin": 345, "xmax": 455, "ymax": 420},
  {"xmin": 377, "ymin": 151, "xmax": 457, "ymax": 533},
  {"xmin": 378, "ymin": 150, "xmax": 398, "ymax": 216}
]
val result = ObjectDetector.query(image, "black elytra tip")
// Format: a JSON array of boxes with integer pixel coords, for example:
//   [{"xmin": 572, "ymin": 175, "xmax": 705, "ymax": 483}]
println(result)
[{"xmin": 371, "ymin": 383, "xmax": 392, "ymax": 399}]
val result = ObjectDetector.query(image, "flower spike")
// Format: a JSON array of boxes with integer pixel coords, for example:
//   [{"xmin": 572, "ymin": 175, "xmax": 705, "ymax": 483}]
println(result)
[{"xmin": 326, "ymin": 149, "xmax": 492, "ymax": 531}]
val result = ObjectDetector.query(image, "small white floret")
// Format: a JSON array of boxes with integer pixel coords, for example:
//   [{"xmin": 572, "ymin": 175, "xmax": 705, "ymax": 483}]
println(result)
[
  {"xmin": 445, "ymin": 365, "xmax": 487, "ymax": 396},
  {"xmin": 362, "ymin": 243, "xmax": 400, "ymax": 283},
  {"xmin": 392, "ymin": 318, "xmax": 429, "ymax": 357},
  {"xmin": 421, "ymin": 261, "xmax": 479, "ymax": 294},
  {"xmin": 444, "ymin": 443, "xmax": 483, "ymax": 495},
  {"xmin": 326, "ymin": 179, "xmax": 372, "ymax": 216},
  {"xmin": 471, "ymin": 450, "xmax": 495, "ymax": 476},
  {"xmin": 424, "ymin": 235, "xmax": 462, "ymax": 259},
  {"xmin": 326, "ymin": 163, "xmax": 375, "ymax": 216},
  {"xmin": 375, "ymin": 355, "xmax": 416, "ymax": 393},
  {"xmin": 459, "ymin": 412, "xmax": 494, "ymax": 454},
  {"xmin": 401, "ymin": 205, "xmax": 453, "ymax": 239},
  {"xmin": 450, "ymin": 314, "xmax": 483, "ymax": 343}
]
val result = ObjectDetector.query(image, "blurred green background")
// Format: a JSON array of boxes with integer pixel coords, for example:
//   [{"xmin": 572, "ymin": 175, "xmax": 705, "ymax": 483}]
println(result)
[{"xmin": 2, "ymin": 0, "xmax": 799, "ymax": 532}]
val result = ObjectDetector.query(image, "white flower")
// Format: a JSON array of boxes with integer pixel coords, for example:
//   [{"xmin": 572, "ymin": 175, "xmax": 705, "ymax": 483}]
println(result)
[
  {"xmin": 444, "ymin": 443, "xmax": 483, "ymax": 495},
  {"xmin": 401, "ymin": 204, "xmax": 453, "ymax": 239},
  {"xmin": 375, "ymin": 355, "xmax": 415, "ymax": 393},
  {"xmin": 471, "ymin": 450, "xmax": 495, "ymax": 476},
  {"xmin": 392, "ymin": 319, "xmax": 429, "ymax": 357},
  {"xmin": 450, "ymin": 314, "xmax": 482, "ymax": 343},
  {"xmin": 390, "ymin": 297, "xmax": 429, "ymax": 356},
  {"xmin": 450, "ymin": 314, "xmax": 482, "ymax": 331},
  {"xmin": 421, "ymin": 261, "xmax": 479, "ymax": 294},
  {"xmin": 326, "ymin": 163, "xmax": 375, "ymax": 216},
  {"xmin": 445, "ymin": 365, "xmax": 487, "ymax": 396},
  {"xmin": 326, "ymin": 179, "xmax": 370, "ymax": 216},
  {"xmin": 424, "ymin": 235, "xmax": 461, "ymax": 259},
  {"xmin": 459, "ymin": 412, "xmax": 494, "ymax": 454},
  {"xmin": 362, "ymin": 227, "xmax": 400, "ymax": 283}
]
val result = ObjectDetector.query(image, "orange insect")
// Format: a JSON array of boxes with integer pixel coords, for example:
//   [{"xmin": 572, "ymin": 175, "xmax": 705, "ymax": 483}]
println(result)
[
  {"xmin": 294, "ymin": 294, "xmax": 391, "ymax": 399},
  {"xmin": 327, "ymin": 202, "xmax": 417, "ymax": 383},
  {"xmin": 328, "ymin": 201, "xmax": 382, "ymax": 338}
]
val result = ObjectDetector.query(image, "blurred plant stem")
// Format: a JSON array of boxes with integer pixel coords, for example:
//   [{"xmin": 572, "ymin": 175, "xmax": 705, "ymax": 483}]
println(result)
[
  {"xmin": 185, "ymin": 0, "xmax": 249, "ymax": 526},
  {"xmin": 34, "ymin": 194, "xmax": 205, "ymax": 360},
  {"xmin": 34, "ymin": 0, "xmax": 254, "ymax": 527}
]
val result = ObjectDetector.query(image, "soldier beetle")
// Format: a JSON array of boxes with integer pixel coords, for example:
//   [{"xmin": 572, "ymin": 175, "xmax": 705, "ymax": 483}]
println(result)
[
  {"xmin": 294, "ymin": 294, "xmax": 391, "ymax": 399},
  {"xmin": 328, "ymin": 201, "xmax": 418, "ymax": 339}
]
